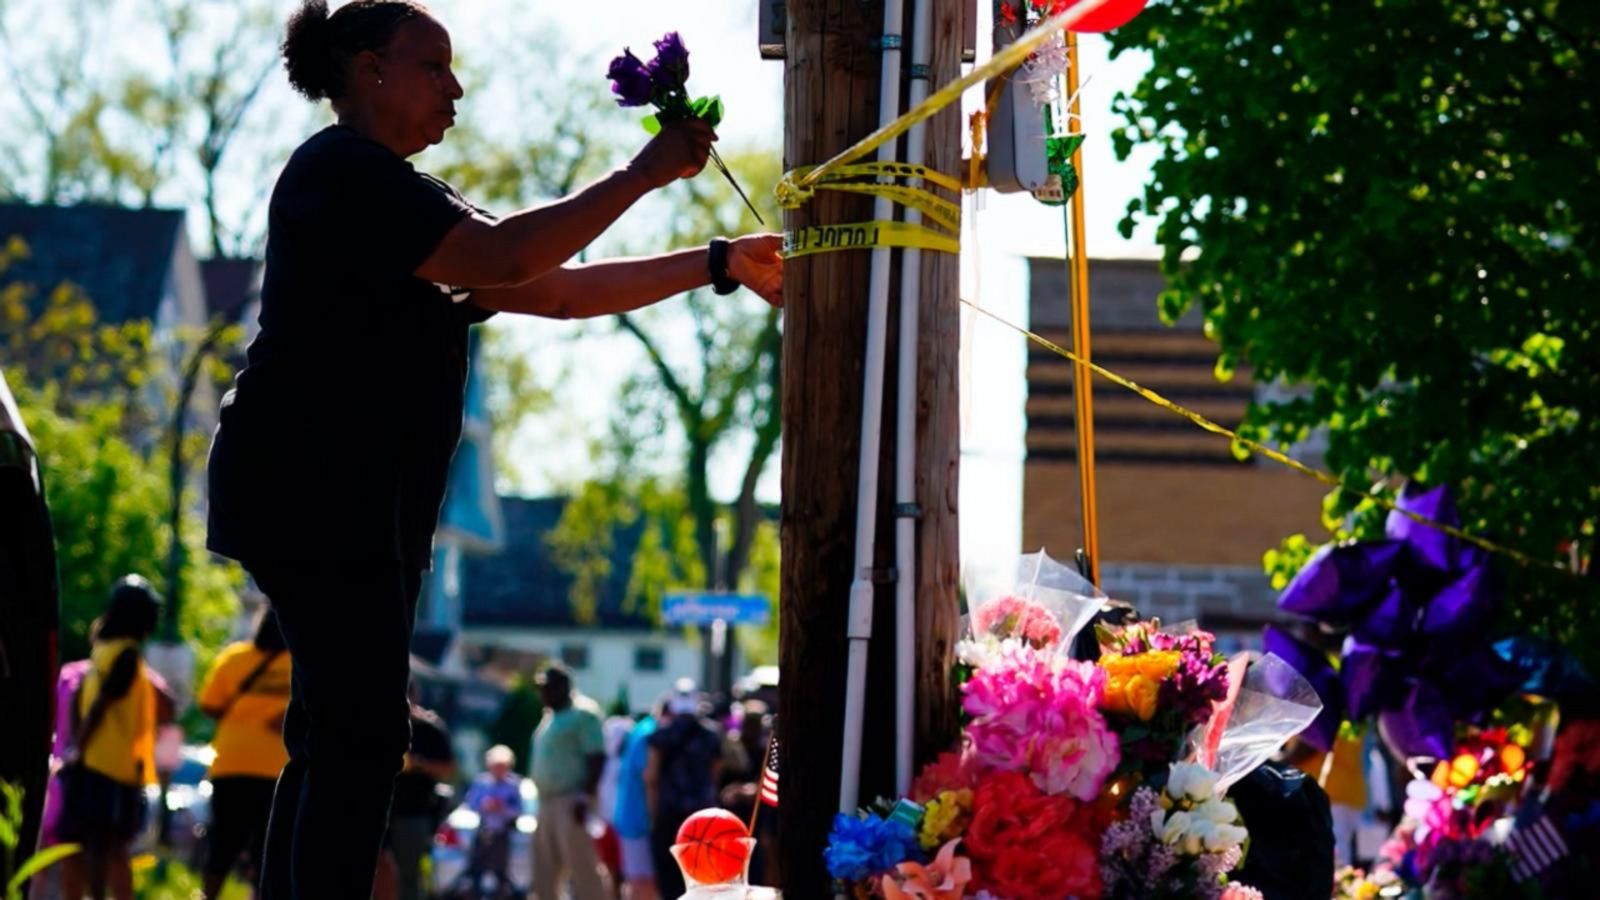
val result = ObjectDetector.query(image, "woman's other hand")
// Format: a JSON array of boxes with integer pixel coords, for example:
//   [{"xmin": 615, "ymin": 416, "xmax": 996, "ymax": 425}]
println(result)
[
  {"xmin": 630, "ymin": 118, "xmax": 715, "ymax": 189},
  {"xmin": 728, "ymin": 234, "xmax": 784, "ymax": 307}
]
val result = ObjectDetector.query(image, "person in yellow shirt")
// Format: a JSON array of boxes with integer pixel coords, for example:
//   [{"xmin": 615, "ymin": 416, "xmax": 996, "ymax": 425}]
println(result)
[
  {"xmin": 58, "ymin": 576, "xmax": 168, "ymax": 900},
  {"xmin": 198, "ymin": 607, "xmax": 292, "ymax": 899}
]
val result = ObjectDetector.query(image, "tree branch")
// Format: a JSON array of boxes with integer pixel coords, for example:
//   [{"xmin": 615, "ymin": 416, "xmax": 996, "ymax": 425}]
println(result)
[
  {"xmin": 616, "ymin": 312, "xmax": 702, "ymax": 430},
  {"xmin": 723, "ymin": 310, "xmax": 782, "ymax": 583}
]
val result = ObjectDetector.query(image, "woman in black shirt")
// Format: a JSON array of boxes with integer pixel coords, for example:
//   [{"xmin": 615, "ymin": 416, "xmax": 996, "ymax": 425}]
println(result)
[{"xmin": 205, "ymin": 3, "xmax": 781, "ymax": 897}]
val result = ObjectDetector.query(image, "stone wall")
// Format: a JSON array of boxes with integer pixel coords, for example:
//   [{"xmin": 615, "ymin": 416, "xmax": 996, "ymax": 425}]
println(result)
[{"xmin": 1098, "ymin": 561, "xmax": 1282, "ymax": 625}]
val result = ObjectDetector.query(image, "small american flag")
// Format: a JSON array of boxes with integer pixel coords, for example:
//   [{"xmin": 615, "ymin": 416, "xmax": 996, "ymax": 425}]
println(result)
[
  {"xmin": 1505, "ymin": 814, "xmax": 1568, "ymax": 881},
  {"xmin": 759, "ymin": 731, "xmax": 780, "ymax": 808}
]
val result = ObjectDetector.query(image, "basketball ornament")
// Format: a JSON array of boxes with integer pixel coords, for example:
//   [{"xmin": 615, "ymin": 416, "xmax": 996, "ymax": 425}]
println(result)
[
  {"xmin": 671, "ymin": 808, "xmax": 756, "ymax": 891},
  {"xmin": 1066, "ymin": 0, "xmax": 1149, "ymax": 33}
]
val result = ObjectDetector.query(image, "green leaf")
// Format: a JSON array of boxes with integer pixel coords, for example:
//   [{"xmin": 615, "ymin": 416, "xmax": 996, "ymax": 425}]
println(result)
[
  {"xmin": 690, "ymin": 95, "xmax": 725, "ymax": 129},
  {"xmin": 8, "ymin": 843, "xmax": 80, "ymax": 897},
  {"xmin": 641, "ymin": 114, "xmax": 662, "ymax": 136}
]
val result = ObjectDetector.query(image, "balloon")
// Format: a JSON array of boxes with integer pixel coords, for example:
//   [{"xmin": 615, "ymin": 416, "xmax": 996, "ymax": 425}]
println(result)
[{"xmin": 1067, "ymin": 0, "xmax": 1150, "ymax": 33}]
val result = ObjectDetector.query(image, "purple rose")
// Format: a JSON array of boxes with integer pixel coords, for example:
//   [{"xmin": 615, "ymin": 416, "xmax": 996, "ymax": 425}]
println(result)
[
  {"xmin": 648, "ymin": 31, "xmax": 689, "ymax": 90},
  {"xmin": 606, "ymin": 48, "xmax": 653, "ymax": 107}
]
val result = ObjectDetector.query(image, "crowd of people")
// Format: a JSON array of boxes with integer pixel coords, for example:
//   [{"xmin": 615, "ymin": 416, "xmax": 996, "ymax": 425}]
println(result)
[{"xmin": 23, "ymin": 574, "xmax": 773, "ymax": 900}]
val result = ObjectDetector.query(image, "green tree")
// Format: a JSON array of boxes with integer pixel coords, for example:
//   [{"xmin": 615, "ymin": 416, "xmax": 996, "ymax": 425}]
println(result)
[
  {"xmin": 588, "ymin": 150, "xmax": 783, "ymax": 592},
  {"xmin": 1109, "ymin": 1, "xmax": 1600, "ymax": 643},
  {"xmin": 1, "ymin": 241, "xmax": 243, "ymax": 665},
  {"xmin": 487, "ymin": 674, "xmax": 544, "ymax": 774},
  {"xmin": 0, "ymin": 0, "xmax": 292, "ymax": 255}
]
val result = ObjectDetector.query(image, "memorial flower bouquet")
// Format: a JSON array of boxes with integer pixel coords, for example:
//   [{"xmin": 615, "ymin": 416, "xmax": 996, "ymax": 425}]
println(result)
[
  {"xmin": 823, "ymin": 551, "xmax": 1319, "ymax": 898},
  {"xmin": 606, "ymin": 32, "xmax": 763, "ymax": 222}
]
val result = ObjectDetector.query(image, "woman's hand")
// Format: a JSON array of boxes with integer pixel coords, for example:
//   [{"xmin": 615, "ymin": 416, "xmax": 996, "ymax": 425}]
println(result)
[
  {"xmin": 728, "ymin": 234, "xmax": 784, "ymax": 307},
  {"xmin": 630, "ymin": 118, "xmax": 716, "ymax": 189}
]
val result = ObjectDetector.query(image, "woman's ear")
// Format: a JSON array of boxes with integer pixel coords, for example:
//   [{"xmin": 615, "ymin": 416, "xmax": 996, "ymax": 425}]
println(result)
[{"xmin": 355, "ymin": 49, "xmax": 385, "ymax": 88}]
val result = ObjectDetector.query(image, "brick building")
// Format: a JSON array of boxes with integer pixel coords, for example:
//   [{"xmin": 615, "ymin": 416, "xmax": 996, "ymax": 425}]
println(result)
[{"xmin": 1022, "ymin": 257, "xmax": 1328, "ymax": 645}]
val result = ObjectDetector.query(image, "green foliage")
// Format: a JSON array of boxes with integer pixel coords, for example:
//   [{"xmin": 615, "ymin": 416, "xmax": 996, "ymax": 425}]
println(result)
[
  {"xmin": 1, "ymin": 782, "xmax": 78, "ymax": 900},
  {"xmin": 608, "ymin": 685, "xmax": 631, "ymax": 718},
  {"xmin": 1109, "ymin": 0, "xmax": 1600, "ymax": 645},
  {"xmin": 2, "ymin": 239, "xmax": 244, "ymax": 666},
  {"xmin": 549, "ymin": 478, "xmax": 705, "ymax": 626},
  {"xmin": 487, "ymin": 675, "xmax": 545, "ymax": 773}
]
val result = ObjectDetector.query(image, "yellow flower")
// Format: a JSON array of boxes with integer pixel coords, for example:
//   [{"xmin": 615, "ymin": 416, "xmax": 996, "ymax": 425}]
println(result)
[
  {"xmin": 1137, "ymin": 651, "xmax": 1181, "ymax": 682},
  {"xmin": 1126, "ymin": 674, "xmax": 1161, "ymax": 721},
  {"xmin": 1100, "ymin": 655, "xmax": 1137, "ymax": 680},
  {"xmin": 918, "ymin": 789, "xmax": 973, "ymax": 850}
]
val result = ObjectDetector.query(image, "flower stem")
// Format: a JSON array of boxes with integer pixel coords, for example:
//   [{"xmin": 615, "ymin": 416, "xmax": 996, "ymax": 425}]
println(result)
[{"xmin": 707, "ymin": 145, "xmax": 765, "ymax": 226}]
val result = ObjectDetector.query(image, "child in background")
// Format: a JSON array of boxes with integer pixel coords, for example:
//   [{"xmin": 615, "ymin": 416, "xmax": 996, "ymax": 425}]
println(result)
[{"xmin": 461, "ymin": 745, "xmax": 523, "ymax": 895}]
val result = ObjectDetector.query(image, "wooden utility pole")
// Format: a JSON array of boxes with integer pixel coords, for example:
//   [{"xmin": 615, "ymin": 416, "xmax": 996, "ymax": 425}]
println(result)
[{"xmin": 778, "ymin": 1, "xmax": 963, "ymax": 894}]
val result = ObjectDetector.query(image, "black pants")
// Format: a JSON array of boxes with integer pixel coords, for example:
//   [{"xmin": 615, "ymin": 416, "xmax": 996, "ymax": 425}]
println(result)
[
  {"xmin": 250, "ymin": 563, "xmax": 421, "ymax": 900},
  {"xmin": 204, "ymin": 775, "xmax": 278, "ymax": 881},
  {"xmin": 651, "ymin": 813, "xmax": 689, "ymax": 899}
]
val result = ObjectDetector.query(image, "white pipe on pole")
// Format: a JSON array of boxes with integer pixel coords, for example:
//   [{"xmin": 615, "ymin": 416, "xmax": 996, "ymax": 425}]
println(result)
[
  {"xmin": 838, "ymin": 0, "xmax": 908, "ymax": 820},
  {"xmin": 893, "ymin": 0, "xmax": 935, "ymax": 799}
]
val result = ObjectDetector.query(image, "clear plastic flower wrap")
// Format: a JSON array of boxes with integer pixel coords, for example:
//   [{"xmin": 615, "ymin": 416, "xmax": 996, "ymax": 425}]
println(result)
[
  {"xmin": 959, "ymin": 550, "xmax": 1104, "ymax": 662},
  {"xmin": 1192, "ymin": 651, "xmax": 1325, "ymax": 793}
]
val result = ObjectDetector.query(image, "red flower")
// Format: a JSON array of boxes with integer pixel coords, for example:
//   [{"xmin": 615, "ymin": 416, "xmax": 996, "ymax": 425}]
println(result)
[
  {"xmin": 911, "ymin": 749, "xmax": 982, "ymax": 803},
  {"xmin": 998, "ymin": 2, "xmax": 1018, "ymax": 26},
  {"xmin": 963, "ymin": 771, "xmax": 1102, "ymax": 899}
]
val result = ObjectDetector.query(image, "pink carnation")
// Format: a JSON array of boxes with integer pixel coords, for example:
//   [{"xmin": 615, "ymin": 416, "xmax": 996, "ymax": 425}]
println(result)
[
  {"xmin": 972, "ymin": 594, "xmax": 1063, "ymax": 649},
  {"xmin": 1221, "ymin": 885, "xmax": 1264, "ymax": 900},
  {"xmin": 960, "ymin": 645, "xmax": 1120, "ymax": 801}
]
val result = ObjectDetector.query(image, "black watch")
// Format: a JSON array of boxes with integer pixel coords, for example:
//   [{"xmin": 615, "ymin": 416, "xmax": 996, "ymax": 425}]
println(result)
[{"xmin": 707, "ymin": 237, "xmax": 740, "ymax": 296}]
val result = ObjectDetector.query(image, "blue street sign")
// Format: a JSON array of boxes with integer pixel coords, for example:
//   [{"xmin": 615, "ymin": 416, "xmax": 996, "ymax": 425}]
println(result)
[{"xmin": 662, "ymin": 592, "xmax": 771, "ymax": 626}]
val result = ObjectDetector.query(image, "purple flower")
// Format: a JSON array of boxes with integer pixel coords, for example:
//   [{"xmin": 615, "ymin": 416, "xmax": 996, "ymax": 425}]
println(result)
[
  {"xmin": 649, "ymin": 31, "xmax": 690, "ymax": 89},
  {"xmin": 606, "ymin": 48, "xmax": 653, "ymax": 107}
]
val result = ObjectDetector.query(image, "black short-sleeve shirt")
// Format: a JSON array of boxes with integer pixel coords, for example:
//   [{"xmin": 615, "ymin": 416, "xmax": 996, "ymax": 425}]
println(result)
[{"xmin": 206, "ymin": 125, "xmax": 494, "ymax": 570}]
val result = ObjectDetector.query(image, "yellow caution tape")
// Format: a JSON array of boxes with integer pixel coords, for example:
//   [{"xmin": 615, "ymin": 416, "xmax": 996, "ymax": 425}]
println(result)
[
  {"xmin": 959, "ymin": 298, "xmax": 1561, "ymax": 572},
  {"xmin": 780, "ymin": 161, "xmax": 963, "ymax": 258},
  {"xmin": 778, "ymin": 0, "xmax": 1117, "ymax": 198},
  {"xmin": 809, "ymin": 183, "xmax": 962, "ymax": 233},
  {"xmin": 783, "ymin": 220, "xmax": 960, "ymax": 259}
]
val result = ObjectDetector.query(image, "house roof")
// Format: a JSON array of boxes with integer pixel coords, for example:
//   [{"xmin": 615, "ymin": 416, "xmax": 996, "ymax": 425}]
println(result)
[
  {"xmin": 459, "ymin": 496, "xmax": 660, "ymax": 632},
  {"xmin": 0, "ymin": 203, "xmax": 186, "ymax": 324},
  {"xmin": 199, "ymin": 257, "xmax": 261, "ymax": 323}
]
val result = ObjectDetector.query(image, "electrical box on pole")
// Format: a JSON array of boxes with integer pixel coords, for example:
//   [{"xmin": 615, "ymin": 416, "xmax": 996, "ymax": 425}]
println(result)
[{"xmin": 984, "ymin": 1, "xmax": 1049, "ymax": 193}]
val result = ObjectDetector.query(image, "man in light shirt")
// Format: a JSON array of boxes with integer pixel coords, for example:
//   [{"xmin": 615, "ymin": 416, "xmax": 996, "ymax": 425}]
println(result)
[{"xmin": 530, "ymin": 664, "xmax": 608, "ymax": 899}]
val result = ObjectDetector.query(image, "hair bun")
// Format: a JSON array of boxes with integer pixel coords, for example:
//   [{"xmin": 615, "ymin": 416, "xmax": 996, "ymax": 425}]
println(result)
[{"xmin": 282, "ymin": 0, "xmax": 335, "ymax": 101}]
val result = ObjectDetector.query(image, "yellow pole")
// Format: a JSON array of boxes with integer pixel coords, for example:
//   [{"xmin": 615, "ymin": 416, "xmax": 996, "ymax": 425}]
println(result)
[{"xmin": 1064, "ymin": 30, "xmax": 1101, "ymax": 585}]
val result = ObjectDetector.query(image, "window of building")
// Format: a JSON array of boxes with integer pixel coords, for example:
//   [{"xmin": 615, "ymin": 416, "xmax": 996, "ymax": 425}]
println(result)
[
  {"xmin": 559, "ymin": 644, "xmax": 590, "ymax": 670},
  {"xmin": 634, "ymin": 645, "xmax": 665, "ymax": 673}
]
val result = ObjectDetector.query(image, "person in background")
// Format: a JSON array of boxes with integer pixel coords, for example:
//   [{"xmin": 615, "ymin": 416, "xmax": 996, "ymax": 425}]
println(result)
[
  {"xmin": 645, "ymin": 684, "xmax": 723, "ymax": 899},
  {"xmin": 30, "ymin": 660, "xmax": 174, "ymax": 900},
  {"xmin": 57, "ymin": 576, "xmax": 173, "ymax": 900},
  {"xmin": 377, "ymin": 685, "xmax": 456, "ymax": 900},
  {"xmin": 596, "ymin": 714, "xmax": 636, "ymax": 895},
  {"xmin": 530, "ymin": 664, "xmax": 609, "ymax": 900},
  {"xmin": 460, "ymin": 745, "xmax": 522, "ymax": 896},
  {"xmin": 613, "ymin": 701, "xmax": 662, "ymax": 900},
  {"xmin": 197, "ymin": 606, "xmax": 292, "ymax": 899}
]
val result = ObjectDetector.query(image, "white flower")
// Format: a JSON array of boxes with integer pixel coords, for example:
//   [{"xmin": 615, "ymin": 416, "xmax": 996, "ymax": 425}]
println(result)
[
  {"xmin": 1166, "ymin": 762, "xmax": 1219, "ymax": 803},
  {"xmin": 1193, "ymin": 797, "xmax": 1239, "ymax": 825},
  {"xmin": 955, "ymin": 638, "xmax": 995, "ymax": 668},
  {"xmin": 1183, "ymin": 820, "xmax": 1215, "ymax": 856},
  {"xmin": 1204, "ymin": 823, "xmax": 1250, "ymax": 852},
  {"xmin": 1154, "ymin": 810, "xmax": 1192, "ymax": 845}
]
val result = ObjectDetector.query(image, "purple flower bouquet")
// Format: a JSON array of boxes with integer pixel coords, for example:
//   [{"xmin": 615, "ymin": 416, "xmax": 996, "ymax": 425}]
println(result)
[{"xmin": 607, "ymin": 32, "xmax": 762, "ymax": 223}]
